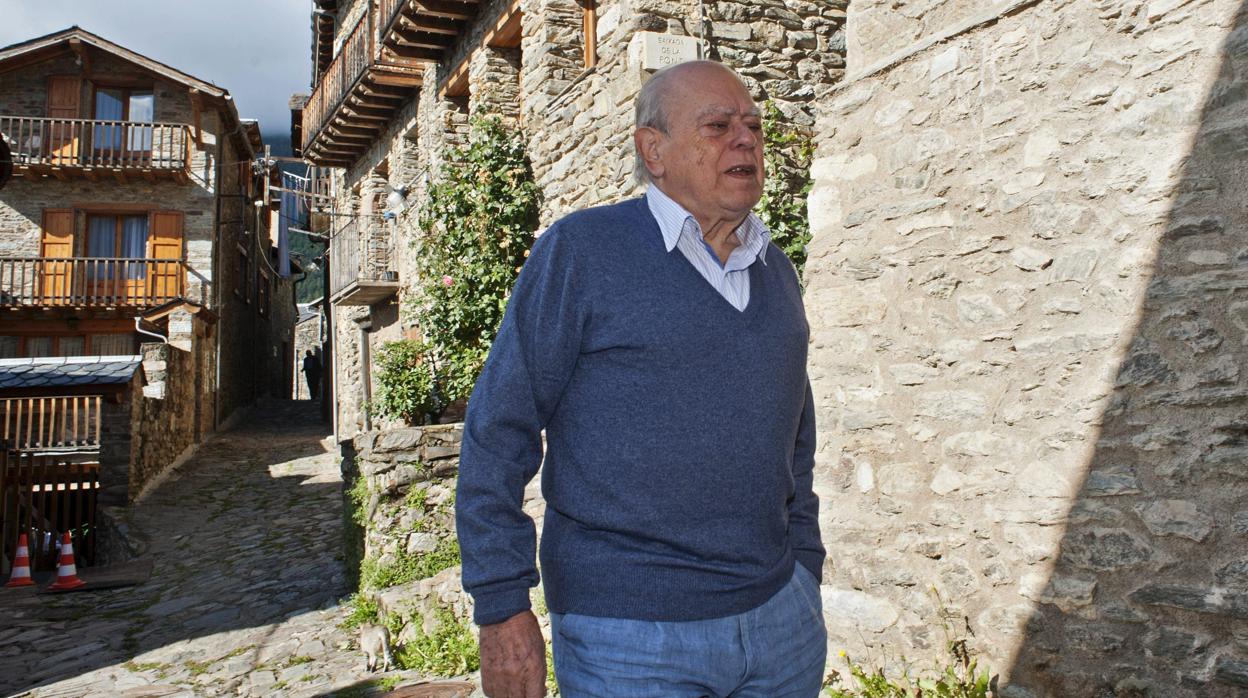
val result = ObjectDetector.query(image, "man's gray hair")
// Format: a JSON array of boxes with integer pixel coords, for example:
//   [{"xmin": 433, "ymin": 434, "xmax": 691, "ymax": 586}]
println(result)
[{"xmin": 633, "ymin": 61, "xmax": 748, "ymax": 186}]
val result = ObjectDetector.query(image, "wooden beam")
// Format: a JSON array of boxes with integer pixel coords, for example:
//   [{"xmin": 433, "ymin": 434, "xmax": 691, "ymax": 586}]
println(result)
[
  {"xmin": 50, "ymin": 167, "xmax": 69, "ymax": 181},
  {"xmin": 411, "ymin": 0, "xmax": 477, "ymax": 21},
  {"xmin": 324, "ymin": 132, "xmax": 373, "ymax": 145},
  {"xmin": 328, "ymin": 123, "xmax": 383, "ymax": 137},
  {"xmin": 391, "ymin": 27, "xmax": 456, "ymax": 49},
  {"xmin": 111, "ymin": 169, "xmax": 126, "ymax": 183},
  {"xmin": 343, "ymin": 103, "xmax": 394, "ymax": 120},
  {"xmin": 442, "ymin": 55, "xmax": 471, "ymax": 98},
  {"xmin": 68, "ymin": 37, "xmax": 92, "ymax": 74},
  {"xmin": 188, "ymin": 89, "xmax": 204, "ymax": 146},
  {"xmin": 370, "ymin": 70, "xmax": 423, "ymax": 88},
  {"xmin": 399, "ymin": 14, "xmax": 462, "ymax": 35},
  {"xmin": 486, "ymin": 0, "xmax": 523, "ymax": 48},
  {"xmin": 360, "ymin": 82, "xmax": 410, "ymax": 98},
  {"xmin": 385, "ymin": 44, "xmax": 446, "ymax": 61}
]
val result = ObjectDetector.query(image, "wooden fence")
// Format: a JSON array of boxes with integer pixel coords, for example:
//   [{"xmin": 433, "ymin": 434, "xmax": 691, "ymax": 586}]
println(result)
[
  {"xmin": 1, "ymin": 396, "xmax": 102, "ymax": 453},
  {"xmin": 0, "ymin": 451, "xmax": 98, "ymax": 572}
]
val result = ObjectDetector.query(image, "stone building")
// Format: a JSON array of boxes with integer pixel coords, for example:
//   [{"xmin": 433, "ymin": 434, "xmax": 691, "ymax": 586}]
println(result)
[
  {"xmin": 296, "ymin": 0, "xmax": 847, "ymax": 445},
  {"xmin": 805, "ymin": 0, "xmax": 1248, "ymax": 694},
  {"xmin": 0, "ymin": 28, "xmax": 296, "ymax": 570}
]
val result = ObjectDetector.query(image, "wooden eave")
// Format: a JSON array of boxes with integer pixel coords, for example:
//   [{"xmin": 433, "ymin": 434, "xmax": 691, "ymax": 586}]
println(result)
[
  {"xmin": 0, "ymin": 26, "xmax": 227, "ymax": 98},
  {"xmin": 303, "ymin": 0, "xmax": 491, "ymax": 166}
]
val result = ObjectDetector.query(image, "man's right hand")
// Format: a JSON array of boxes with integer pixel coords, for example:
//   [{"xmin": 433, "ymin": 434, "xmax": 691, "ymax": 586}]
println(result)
[{"xmin": 479, "ymin": 610, "xmax": 547, "ymax": 698}]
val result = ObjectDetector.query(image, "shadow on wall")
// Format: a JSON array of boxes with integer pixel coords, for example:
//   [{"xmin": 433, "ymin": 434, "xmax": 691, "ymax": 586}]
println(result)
[{"xmin": 1007, "ymin": 5, "xmax": 1248, "ymax": 695}]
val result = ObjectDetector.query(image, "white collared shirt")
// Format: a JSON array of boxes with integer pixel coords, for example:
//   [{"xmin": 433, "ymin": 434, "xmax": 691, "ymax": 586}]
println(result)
[{"xmin": 645, "ymin": 186, "xmax": 770, "ymax": 312}]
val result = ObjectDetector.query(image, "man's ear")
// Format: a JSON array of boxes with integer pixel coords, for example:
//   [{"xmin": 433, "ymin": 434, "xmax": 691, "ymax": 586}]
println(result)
[{"xmin": 633, "ymin": 127, "xmax": 665, "ymax": 180}]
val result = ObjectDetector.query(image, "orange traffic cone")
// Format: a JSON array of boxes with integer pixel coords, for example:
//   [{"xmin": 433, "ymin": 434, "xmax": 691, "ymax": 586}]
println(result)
[
  {"xmin": 46, "ymin": 532, "xmax": 84, "ymax": 591},
  {"xmin": 5, "ymin": 532, "xmax": 34, "ymax": 587}
]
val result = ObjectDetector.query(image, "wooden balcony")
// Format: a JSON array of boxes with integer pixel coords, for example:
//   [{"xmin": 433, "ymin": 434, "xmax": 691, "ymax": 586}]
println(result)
[
  {"xmin": 0, "ymin": 257, "xmax": 186, "ymax": 309},
  {"xmin": 0, "ymin": 115, "xmax": 192, "ymax": 183},
  {"xmin": 329, "ymin": 218, "xmax": 398, "ymax": 306},
  {"xmin": 302, "ymin": 0, "xmax": 482, "ymax": 166},
  {"xmin": 1, "ymin": 395, "xmax": 102, "ymax": 454}
]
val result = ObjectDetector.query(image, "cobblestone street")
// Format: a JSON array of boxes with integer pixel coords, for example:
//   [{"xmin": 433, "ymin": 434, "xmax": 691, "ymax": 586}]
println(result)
[{"xmin": 0, "ymin": 400, "xmax": 416, "ymax": 698}]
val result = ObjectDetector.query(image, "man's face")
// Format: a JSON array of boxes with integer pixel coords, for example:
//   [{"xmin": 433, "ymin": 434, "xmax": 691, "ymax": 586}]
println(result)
[{"xmin": 645, "ymin": 65, "xmax": 765, "ymax": 226}]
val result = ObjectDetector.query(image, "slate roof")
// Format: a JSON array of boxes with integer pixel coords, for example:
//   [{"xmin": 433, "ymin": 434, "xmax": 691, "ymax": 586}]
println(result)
[{"xmin": 0, "ymin": 355, "xmax": 141, "ymax": 390}]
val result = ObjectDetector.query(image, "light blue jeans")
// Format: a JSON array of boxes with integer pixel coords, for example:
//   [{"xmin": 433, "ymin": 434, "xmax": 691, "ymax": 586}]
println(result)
[{"xmin": 549, "ymin": 564, "xmax": 827, "ymax": 697}]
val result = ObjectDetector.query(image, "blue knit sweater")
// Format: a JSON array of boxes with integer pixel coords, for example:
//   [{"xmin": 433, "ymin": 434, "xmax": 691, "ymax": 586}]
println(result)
[{"xmin": 456, "ymin": 197, "xmax": 823, "ymax": 626}]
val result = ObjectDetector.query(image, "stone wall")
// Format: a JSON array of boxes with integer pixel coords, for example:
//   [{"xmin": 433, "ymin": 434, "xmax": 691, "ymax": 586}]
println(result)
[
  {"xmin": 128, "ymin": 340, "xmax": 199, "ymax": 500},
  {"xmin": 805, "ymin": 0, "xmax": 1248, "ymax": 694},
  {"xmin": 347, "ymin": 424, "xmax": 549, "ymax": 655},
  {"xmin": 293, "ymin": 312, "xmax": 324, "ymax": 400},
  {"xmin": 520, "ymin": 0, "xmax": 848, "ymax": 226},
  {"xmin": 321, "ymin": 0, "xmax": 848, "ymax": 443}
]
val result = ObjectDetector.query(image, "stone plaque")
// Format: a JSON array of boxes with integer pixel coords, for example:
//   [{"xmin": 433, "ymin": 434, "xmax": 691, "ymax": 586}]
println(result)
[{"xmin": 628, "ymin": 31, "xmax": 700, "ymax": 71}]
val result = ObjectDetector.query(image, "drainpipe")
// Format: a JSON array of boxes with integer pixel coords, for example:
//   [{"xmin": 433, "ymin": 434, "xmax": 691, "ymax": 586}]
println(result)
[
  {"xmin": 211, "ymin": 113, "xmax": 224, "ymax": 431},
  {"xmin": 135, "ymin": 317, "xmax": 168, "ymax": 344}
]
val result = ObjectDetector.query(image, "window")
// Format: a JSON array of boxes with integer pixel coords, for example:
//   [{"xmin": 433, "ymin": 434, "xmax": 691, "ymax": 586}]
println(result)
[
  {"xmin": 86, "ymin": 213, "xmax": 149, "ymax": 279},
  {"xmin": 581, "ymin": 0, "xmax": 598, "ymax": 68},
  {"xmin": 90, "ymin": 333, "xmax": 137, "ymax": 355},
  {"xmin": 0, "ymin": 336, "xmax": 17, "ymax": 359},
  {"xmin": 93, "ymin": 87, "xmax": 154, "ymax": 156}
]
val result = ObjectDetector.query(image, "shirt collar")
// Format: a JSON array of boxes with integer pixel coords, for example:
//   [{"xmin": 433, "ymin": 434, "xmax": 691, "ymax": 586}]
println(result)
[{"xmin": 645, "ymin": 185, "xmax": 770, "ymax": 266}]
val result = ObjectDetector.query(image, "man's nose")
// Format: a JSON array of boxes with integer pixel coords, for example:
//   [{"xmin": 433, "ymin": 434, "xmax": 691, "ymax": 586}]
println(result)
[{"xmin": 732, "ymin": 121, "xmax": 758, "ymax": 148}]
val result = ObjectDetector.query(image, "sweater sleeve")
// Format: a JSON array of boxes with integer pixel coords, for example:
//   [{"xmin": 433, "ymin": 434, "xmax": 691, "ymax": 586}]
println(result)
[
  {"xmin": 790, "ymin": 379, "xmax": 826, "ymax": 582},
  {"xmin": 456, "ymin": 225, "xmax": 586, "ymax": 626}
]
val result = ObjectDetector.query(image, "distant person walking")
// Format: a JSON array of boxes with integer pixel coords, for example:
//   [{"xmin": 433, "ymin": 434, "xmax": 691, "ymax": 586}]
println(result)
[{"xmin": 302, "ymin": 350, "xmax": 322, "ymax": 400}]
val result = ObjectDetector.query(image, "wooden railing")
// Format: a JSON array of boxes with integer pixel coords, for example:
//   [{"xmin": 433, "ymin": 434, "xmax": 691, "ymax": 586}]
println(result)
[
  {"xmin": 329, "ymin": 218, "xmax": 362, "ymax": 297},
  {"xmin": 1, "ymin": 396, "xmax": 102, "ymax": 453},
  {"xmin": 1, "ymin": 451, "xmax": 98, "ymax": 572},
  {"xmin": 0, "ymin": 115, "xmax": 192, "ymax": 171},
  {"xmin": 0, "ymin": 257, "xmax": 185, "ymax": 308},
  {"xmin": 303, "ymin": 8, "xmax": 375, "ymax": 156}
]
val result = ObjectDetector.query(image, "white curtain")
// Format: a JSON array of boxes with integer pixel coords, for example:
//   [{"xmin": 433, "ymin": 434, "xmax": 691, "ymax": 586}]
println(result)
[
  {"xmin": 127, "ymin": 93, "xmax": 154, "ymax": 152},
  {"xmin": 122, "ymin": 215, "xmax": 148, "ymax": 279},
  {"xmin": 87, "ymin": 216, "xmax": 115, "ymax": 281},
  {"xmin": 90, "ymin": 333, "xmax": 136, "ymax": 356}
]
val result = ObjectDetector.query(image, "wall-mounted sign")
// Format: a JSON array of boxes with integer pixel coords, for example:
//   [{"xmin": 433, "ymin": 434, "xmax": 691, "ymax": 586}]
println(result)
[{"xmin": 628, "ymin": 32, "xmax": 701, "ymax": 72}]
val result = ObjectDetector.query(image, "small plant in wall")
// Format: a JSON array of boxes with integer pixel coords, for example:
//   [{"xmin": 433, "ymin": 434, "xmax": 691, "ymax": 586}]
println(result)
[
  {"xmin": 396, "ymin": 115, "xmax": 540, "ymax": 420},
  {"xmin": 757, "ymin": 101, "xmax": 814, "ymax": 278}
]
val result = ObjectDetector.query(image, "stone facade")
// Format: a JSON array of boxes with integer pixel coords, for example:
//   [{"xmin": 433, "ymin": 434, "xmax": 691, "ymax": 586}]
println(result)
[
  {"xmin": 348, "ymin": 424, "xmax": 548, "ymax": 649},
  {"xmin": 318, "ymin": 0, "xmax": 848, "ymax": 443},
  {"xmin": 805, "ymin": 0, "xmax": 1248, "ymax": 694},
  {"xmin": 129, "ymin": 338, "xmax": 199, "ymax": 499},
  {"xmin": 293, "ymin": 307, "xmax": 325, "ymax": 400}
]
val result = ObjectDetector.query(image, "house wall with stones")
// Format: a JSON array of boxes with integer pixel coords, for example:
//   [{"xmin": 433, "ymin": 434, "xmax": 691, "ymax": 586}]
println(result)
[
  {"xmin": 129, "ymin": 338, "xmax": 200, "ymax": 501},
  {"xmin": 0, "ymin": 51, "xmax": 221, "ymax": 302},
  {"xmin": 804, "ymin": 0, "xmax": 1248, "ymax": 694},
  {"xmin": 346, "ymin": 424, "xmax": 549, "ymax": 650},
  {"xmin": 293, "ymin": 309, "xmax": 324, "ymax": 400},
  {"xmin": 321, "ymin": 0, "xmax": 849, "ymax": 442},
  {"xmin": 0, "ymin": 37, "xmax": 297, "ymax": 443}
]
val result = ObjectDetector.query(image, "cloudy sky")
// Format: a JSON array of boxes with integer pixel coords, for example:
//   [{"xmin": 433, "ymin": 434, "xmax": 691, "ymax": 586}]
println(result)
[{"xmin": 1, "ymin": 0, "xmax": 311, "ymax": 141}]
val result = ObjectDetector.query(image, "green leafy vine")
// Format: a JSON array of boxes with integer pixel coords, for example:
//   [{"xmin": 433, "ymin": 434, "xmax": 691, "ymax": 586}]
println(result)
[{"xmin": 758, "ymin": 101, "xmax": 814, "ymax": 277}]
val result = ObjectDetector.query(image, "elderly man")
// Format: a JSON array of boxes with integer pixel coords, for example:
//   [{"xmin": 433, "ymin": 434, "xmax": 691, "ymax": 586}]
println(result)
[{"xmin": 456, "ymin": 60, "xmax": 826, "ymax": 697}]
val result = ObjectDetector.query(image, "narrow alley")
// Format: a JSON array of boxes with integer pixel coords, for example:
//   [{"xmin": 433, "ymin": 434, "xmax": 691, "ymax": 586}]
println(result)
[{"xmin": 1, "ymin": 400, "xmax": 398, "ymax": 697}]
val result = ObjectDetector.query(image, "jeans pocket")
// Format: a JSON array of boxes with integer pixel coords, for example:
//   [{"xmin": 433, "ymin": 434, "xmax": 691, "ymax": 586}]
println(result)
[{"xmin": 791, "ymin": 564, "xmax": 824, "ymax": 625}]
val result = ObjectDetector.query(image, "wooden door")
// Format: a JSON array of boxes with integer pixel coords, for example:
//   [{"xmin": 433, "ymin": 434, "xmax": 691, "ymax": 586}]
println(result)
[
  {"xmin": 45, "ymin": 77, "xmax": 80, "ymax": 165},
  {"xmin": 39, "ymin": 210, "xmax": 74, "ymax": 304},
  {"xmin": 147, "ymin": 211, "xmax": 183, "ymax": 303}
]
